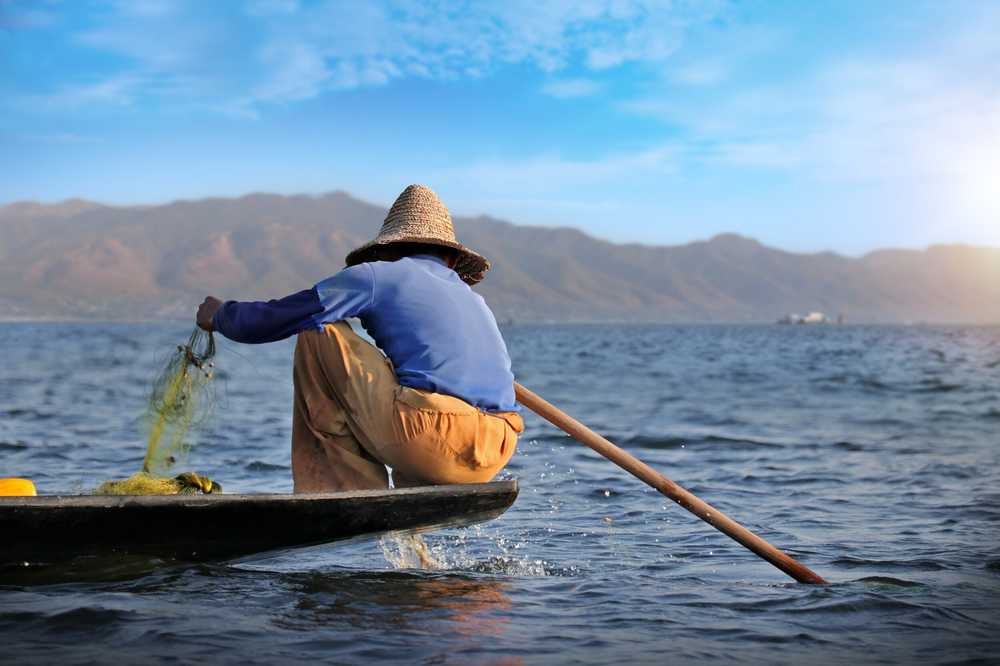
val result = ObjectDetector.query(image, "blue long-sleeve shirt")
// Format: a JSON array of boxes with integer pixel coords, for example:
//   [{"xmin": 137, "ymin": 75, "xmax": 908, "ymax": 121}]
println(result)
[{"xmin": 212, "ymin": 255, "xmax": 517, "ymax": 412}]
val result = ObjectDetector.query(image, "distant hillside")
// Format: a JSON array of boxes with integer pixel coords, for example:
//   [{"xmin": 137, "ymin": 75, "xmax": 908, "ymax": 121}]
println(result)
[{"xmin": 1, "ymin": 192, "xmax": 998, "ymax": 323}]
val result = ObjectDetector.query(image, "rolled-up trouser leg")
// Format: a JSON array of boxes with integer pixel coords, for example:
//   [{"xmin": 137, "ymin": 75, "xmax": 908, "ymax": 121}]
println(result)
[{"xmin": 291, "ymin": 324, "xmax": 390, "ymax": 492}]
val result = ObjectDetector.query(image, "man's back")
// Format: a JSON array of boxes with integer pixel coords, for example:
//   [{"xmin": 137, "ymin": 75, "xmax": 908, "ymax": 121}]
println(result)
[{"xmin": 345, "ymin": 255, "xmax": 516, "ymax": 412}]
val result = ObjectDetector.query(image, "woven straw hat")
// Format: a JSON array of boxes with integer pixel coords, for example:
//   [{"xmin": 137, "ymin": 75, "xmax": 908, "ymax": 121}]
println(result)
[{"xmin": 345, "ymin": 184, "xmax": 490, "ymax": 285}]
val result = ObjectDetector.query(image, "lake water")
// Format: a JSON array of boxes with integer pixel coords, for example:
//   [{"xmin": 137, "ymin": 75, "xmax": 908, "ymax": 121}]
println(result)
[{"xmin": 2, "ymin": 322, "xmax": 999, "ymax": 664}]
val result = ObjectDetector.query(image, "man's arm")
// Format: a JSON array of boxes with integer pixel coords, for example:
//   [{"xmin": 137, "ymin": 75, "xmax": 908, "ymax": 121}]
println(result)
[{"xmin": 197, "ymin": 264, "xmax": 376, "ymax": 344}]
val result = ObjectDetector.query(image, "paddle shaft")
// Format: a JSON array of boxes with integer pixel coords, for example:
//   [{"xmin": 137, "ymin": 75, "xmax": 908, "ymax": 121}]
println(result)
[{"xmin": 514, "ymin": 383, "xmax": 827, "ymax": 584}]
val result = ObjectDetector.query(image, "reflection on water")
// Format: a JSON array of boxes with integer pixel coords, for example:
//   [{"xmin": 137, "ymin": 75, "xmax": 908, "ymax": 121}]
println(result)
[
  {"xmin": 283, "ymin": 570, "xmax": 514, "ymax": 638},
  {"xmin": 276, "ymin": 570, "xmax": 522, "ymax": 665}
]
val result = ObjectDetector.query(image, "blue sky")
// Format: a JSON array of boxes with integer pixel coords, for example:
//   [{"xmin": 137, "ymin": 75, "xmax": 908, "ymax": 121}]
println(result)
[{"xmin": 2, "ymin": 0, "xmax": 998, "ymax": 254}]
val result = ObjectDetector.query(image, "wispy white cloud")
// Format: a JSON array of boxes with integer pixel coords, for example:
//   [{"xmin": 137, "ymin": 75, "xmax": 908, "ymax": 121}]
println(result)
[
  {"xmin": 246, "ymin": 0, "xmax": 299, "ymax": 17},
  {"xmin": 117, "ymin": 0, "xmax": 176, "ymax": 19},
  {"xmin": 701, "ymin": 141, "xmax": 799, "ymax": 169},
  {"xmin": 804, "ymin": 54, "xmax": 1000, "ymax": 229},
  {"xmin": 430, "ymin": 144, "xmax": 680, "ymax": 196},
  {"xmin": 17, "ymin": 73, "xmax": 147, "ymax": 109},
  {"xmin": 23, "ymin": 0, "xmax": 724, "ymax": 114},
  {"xmin": 422, "ymin": 144, "xmax": 687, "ymax": 240},
  {"xmin": 251, "ymin": 41, "xmax": 332, "ymax": 103},
  {"xmin": 75, "ymin": 4, "xmax": 239, "ymax": 73},
  {"xmin": 541, "ymin": 78, "xmax": 603, "ymax": 99},
  {"xmin": 669, "ymin": 60, "xmax": 727, "ymax": 86},
  {"xmin": 620, "ymin": 4, "xmax": 1000, "ymax": 237},
  {"xmin": 2, "ymin": 131, "xmax": 100, "ymax": 145},
  {"xmin": 415, "ymin": 4, "xmax": 1000, "ymax": 244}
]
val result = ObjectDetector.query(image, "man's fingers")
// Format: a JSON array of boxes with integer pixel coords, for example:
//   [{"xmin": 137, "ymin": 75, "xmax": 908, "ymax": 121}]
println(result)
[{"xmin": 196, "ymin": 296, "xmax": 220, "ymax": 332}]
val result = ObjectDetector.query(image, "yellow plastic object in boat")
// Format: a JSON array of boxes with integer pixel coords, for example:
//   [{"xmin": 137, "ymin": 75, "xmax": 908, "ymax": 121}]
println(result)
[{"xmin": 0, "ymin": 478, "xmax": 37, "ymax": 496}]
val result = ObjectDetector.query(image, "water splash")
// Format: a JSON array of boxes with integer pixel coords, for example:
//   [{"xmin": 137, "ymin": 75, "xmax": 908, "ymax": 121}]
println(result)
[
  {"xmin": 378, "ymin": 526, "xmax": 575, "ymax": 577},
  {"xmin": 378, "ymin": 533, "xmax": 442, "ymax": 569}
]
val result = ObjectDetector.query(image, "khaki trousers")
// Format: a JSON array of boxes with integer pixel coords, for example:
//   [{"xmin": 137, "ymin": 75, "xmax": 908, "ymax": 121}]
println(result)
[{"xmin": 291, "ymin": 322, "xmax": 523, "ymax": 493}]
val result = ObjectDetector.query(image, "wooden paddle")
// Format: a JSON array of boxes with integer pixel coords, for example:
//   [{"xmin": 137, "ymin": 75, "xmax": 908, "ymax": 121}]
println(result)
[{"xmin": 514, "ymin": 382, "xmax": 828, "ymax": 584}]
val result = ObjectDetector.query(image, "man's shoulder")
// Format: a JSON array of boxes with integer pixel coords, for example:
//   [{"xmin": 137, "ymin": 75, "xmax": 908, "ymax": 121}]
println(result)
[{"xmin": 316, "ymin": 263, "xmax": 375, "ymax": 295}]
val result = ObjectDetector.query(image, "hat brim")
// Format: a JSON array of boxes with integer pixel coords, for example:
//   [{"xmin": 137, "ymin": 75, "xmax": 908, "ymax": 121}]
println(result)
[{"xmin": 345, "ymin": 237, "xmax": 490, "ymax": 286}]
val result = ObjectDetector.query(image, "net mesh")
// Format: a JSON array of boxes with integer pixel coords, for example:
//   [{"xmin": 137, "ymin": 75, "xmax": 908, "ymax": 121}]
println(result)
[
  {"xmin": 94, "ymin": 328, "xmax": 222, "ymax": 495},
  {"xmin": 144, "ymin": 327, "xmax": 216, "ymax": 475}
]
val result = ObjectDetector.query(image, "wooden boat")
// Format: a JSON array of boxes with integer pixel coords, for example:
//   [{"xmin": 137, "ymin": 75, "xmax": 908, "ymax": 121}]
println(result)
[{"xmin": 0, "ymin": 481, "xmax": 517, "ymax": 567}]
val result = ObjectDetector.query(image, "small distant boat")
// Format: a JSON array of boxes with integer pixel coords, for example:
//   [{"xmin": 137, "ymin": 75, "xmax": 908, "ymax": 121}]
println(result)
[
  {"xmin": 777, "ymin": 311, "xmax": 831, "ymax": 325},
  {"xmin": 0, "ymin": 482, "xmax": 517, "ymax": 567}
]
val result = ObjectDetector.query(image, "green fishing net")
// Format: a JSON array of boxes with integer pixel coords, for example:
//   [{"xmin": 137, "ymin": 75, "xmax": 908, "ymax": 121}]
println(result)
[{"xmin": 94, "ymin": 328, "xmax": 222, "ymax": 496}]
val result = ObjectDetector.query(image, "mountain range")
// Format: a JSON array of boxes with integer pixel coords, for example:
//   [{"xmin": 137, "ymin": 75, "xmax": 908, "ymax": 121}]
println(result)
[{"xmin": 1, "ymin": 192, "xmax": 997, "ymax": 323}]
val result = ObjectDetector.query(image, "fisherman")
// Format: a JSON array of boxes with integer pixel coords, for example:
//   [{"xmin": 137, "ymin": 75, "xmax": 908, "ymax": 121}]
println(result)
[{"xmin": 196, "ymin": 184, "xmax": 523, "ymax": 492}]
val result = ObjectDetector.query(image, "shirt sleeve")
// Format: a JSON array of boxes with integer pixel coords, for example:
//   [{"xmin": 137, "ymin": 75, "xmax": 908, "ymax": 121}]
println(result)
[{"xmin": 212, "ymin": 263, "xmax": 375, "ymax": 344}]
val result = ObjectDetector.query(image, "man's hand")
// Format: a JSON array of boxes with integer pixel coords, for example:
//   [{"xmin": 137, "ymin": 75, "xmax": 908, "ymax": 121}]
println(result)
[{"xmin": 197, "ymin": 296, "xmax": 223, "ymax": 331}]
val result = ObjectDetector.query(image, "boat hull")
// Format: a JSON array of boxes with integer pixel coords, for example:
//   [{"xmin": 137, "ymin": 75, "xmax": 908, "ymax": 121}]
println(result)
[{"xmin": 0, "ymin": 481, "xmax": 517, "ymax": 566}]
